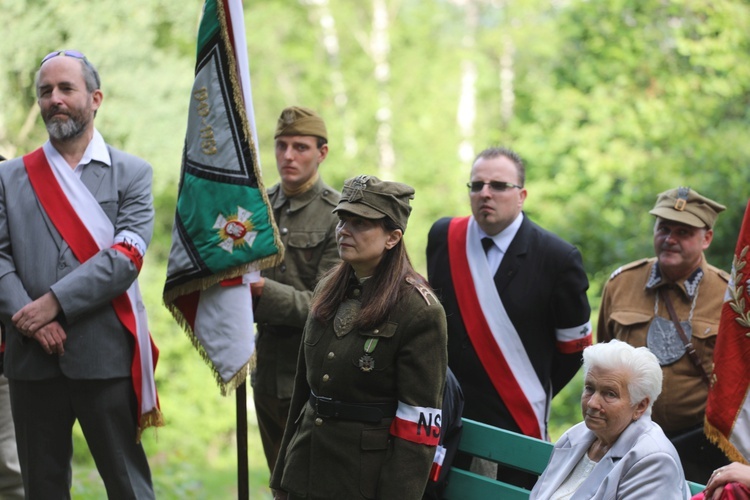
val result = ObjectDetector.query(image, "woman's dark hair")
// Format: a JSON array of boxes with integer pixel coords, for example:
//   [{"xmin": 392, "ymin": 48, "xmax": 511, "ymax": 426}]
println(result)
[{"xmin": 311, "ymin": 216, "xmax": 426, "ymax": 330}]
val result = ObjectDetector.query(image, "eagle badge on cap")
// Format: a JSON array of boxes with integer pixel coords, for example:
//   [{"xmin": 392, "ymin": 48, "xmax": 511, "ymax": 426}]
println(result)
[
  {"xmin": 674, "ymin": 186, "xmax": 689, "ymax": 211},
  {"xmin": 281, "ymin": 109, "xmax": 297, "ymax": 125},
  {"xmin": 343, "ymin": 175, "xmax": 370, "ymax": 202}
]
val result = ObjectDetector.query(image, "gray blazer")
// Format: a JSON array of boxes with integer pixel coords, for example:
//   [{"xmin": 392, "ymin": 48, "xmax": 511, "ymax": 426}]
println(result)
[
  {"xmin": 530, "ymin": 415, "xmax": 691, "ymax": 500},
  {"xmin": 0, "ymin": 146, "xmax": 154, "ymax": 380}
]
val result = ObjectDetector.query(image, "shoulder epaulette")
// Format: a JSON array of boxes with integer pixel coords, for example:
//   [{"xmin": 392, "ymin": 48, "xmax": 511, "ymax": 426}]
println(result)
[
  {"xmin": 405, "ymin": 276, "xmax": 439, "ymax": 306},
  {"xmin": 320, "ymin": 187, "xmax": 341, "ymax": 207},
  {"xmin": 713, "ymin": 267, "xmax": 730, "ymax": 282},
  {"xmin": 609, "ymin": 258, "xmax": 650, "ymax": 280}
]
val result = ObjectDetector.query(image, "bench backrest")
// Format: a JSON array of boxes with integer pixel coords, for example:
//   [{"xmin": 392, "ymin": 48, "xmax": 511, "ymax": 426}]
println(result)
[{"xmin": 443, "ymin": 418, "xmax": 705, "ymax": 499}]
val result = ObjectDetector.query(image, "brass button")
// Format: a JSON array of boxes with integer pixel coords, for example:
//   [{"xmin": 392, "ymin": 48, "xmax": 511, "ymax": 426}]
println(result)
[
  {"xmin": 373, "ymin": 329, "xmax": 379, "ymax": 334},
  {"xmin": 322, "ymin": 374, "xmax": 330, "ymax": 382},
  {"xmin": 352, "ymin": 289, "xmax": 361, "ymax": 297},
  {"xmin": 327, "ymin": 352, "xmax": 335, "ymax": 360},
  {"xmin": 315, "ymin": 418, "xmax": 323, "ymax": 426}
]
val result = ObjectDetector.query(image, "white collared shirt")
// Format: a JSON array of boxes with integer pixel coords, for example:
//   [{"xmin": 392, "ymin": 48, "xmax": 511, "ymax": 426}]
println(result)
[
  {"xmin": 42, "ymin": 128, "xmax": 111, "ymax": 178},
  {"xmin": 478, "ymin": 212, "xmax": 524, "ymax": 276}
]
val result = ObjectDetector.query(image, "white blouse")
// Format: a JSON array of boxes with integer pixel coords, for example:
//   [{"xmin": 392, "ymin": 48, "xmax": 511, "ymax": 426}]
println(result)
[{"xmin": 550, "ymin": 452, "xmax": 598, "ymax": 500}]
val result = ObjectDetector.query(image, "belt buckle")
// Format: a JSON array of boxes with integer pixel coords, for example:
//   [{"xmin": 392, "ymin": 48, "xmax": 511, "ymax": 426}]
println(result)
[{"xmin": 314, "ymin": 394, "xmax": 333, "ymax": 417}]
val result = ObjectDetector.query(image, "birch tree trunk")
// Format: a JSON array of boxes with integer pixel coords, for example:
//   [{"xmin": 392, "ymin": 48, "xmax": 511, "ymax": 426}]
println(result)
[
  {"xmin": 371, "ymin": 0, "xmax": 395, "ymax": 180},
  {"xmin": 301, "ymin": 0, "xmax": 358, "ymax": 158},
  {"xmin": 455, "ymin": 0, "xmax": 479, "ymax": 164},
  {"xmin": 499, "ymin": 34, "xmax": 515, "ymax": 129}
]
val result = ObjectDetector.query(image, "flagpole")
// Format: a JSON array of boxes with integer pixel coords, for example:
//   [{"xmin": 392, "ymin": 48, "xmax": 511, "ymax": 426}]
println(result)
[{"xmin": 237, "ymin": 380, "xmax": 249, "ymax": 499}]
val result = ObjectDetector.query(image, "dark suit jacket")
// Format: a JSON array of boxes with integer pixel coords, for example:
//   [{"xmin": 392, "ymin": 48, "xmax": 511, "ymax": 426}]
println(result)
[
  {"xmin": 426, "ymin": 215, "xmax": 590, "ymax": 434},
  {"xmin": 0, "ymin": 146, "xmax": 154, "ymax": 381}
]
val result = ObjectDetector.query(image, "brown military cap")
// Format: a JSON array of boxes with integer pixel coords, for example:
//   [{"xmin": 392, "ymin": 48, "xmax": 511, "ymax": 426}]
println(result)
[
  {"xmin": 649, "ymin": 186, "xmax": 726, "ymax": 229},
  {"xmin": 333, "ymin": 175, "xmax": 415, "ymax": 232},
  {"xmin": 274, "ymin": 106, "xmax": 327, "ymax": 140}
]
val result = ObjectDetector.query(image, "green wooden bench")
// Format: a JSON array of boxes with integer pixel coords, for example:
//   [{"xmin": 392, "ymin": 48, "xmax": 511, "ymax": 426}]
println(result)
[{"xmin": 444, "ymin": 418, "xmax": 705, "ymax": 499}]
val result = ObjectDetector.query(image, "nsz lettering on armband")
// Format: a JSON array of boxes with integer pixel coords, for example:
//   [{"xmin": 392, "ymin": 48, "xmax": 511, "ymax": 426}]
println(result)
[{"xmin": 417, "ymin": 411, "xmax": 442, "ymax": 438}]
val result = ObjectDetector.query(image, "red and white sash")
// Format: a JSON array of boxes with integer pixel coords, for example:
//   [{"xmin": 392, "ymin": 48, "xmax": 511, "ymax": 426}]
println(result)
[
  {"xmin": 448, "ymin": 216, "xmax": 547, "ymax": 439},
  {"xmin": 23, "ymin": 147, "xmax": 162, "ymax": 435}
]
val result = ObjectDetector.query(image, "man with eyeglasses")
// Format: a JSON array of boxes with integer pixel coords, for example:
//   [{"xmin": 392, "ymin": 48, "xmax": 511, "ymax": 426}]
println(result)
[
  {"xmin": 426, "ymin": 146, "xmax": 592, "ymax": 488},
  {"xmin": 0, "ymin": 50, "xmax": 158, "ymax": 498}
]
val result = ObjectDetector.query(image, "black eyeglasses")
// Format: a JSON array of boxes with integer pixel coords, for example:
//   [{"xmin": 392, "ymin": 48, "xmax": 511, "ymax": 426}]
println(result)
[
  {"xmin": 467, "ymin": 181, "xmax": 523, "ymax": 193},
  {"xmin": 40, "ymin": 50, "xmax": 88, "ymax": 67}
]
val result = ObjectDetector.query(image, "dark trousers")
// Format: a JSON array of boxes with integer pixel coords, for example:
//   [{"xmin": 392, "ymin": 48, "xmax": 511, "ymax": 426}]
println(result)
[
  {"xmin": 667, "ymin": 425, "xmax": 730, "ymax": 485},
  {"xmin": 254, "ymin": 391, "xmax": 291, "ymax": 474},
  {"xmin": 8, "ymin": 376, "xmax": 154, "ymax": 500}
]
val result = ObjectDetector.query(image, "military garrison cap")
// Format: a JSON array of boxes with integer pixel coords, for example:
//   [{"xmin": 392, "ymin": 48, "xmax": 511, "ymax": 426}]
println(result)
[
  {"xmin": 333, "ymin": 175, "xmax": 415, "ymax": 232},
  {"xmin": 274, "ymin": 106, "xmax": 327, "ymax": 140},
  {"xmin": 649, "ymin": 186, "xmax": 725, "ymax": 229}
]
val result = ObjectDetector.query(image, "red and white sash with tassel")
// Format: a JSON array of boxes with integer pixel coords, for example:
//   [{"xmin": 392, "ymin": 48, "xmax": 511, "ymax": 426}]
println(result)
[
  {"xmin": 448, "ymin": 216, "xmax": 547, "ymax": 439},
  {"xmin": 23, "ymin": 147, "xmax": 162, "ymax": 435}
]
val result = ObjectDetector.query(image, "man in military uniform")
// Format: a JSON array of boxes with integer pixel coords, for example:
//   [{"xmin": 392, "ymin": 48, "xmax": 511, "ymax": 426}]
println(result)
[
  {"xmin": 251, "ymin": 106, "xmax": 341, "ymax": 474},
  {"xmin": 598, "ymin": 186, "xmax": 730, "ymax": 484}
]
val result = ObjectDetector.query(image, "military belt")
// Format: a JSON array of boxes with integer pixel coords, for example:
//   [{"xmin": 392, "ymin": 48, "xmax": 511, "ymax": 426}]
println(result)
[{"xmin": 309, "ymin": 392, "xmax": 397, "ymax": 423}]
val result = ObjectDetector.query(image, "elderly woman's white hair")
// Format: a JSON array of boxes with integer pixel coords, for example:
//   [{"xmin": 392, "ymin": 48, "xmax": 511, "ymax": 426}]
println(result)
[{"xmin": 582, "ymin": 339, "xmax": 663, "ymax": 415}]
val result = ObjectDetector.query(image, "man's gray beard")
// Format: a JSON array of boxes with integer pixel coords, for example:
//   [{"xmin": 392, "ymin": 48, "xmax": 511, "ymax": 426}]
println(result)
[{"xmin": 46, "ymin": 116, "xmax": 87, "ymax": 142}]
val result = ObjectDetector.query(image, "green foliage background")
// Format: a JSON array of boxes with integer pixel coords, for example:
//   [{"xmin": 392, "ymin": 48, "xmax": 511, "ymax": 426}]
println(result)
[{"xmin": 2, "ymin": 0, "xmax": 750, "ymax": 497}]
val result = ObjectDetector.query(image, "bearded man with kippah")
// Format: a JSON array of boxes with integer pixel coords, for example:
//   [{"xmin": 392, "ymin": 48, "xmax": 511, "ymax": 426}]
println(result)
[
  {"xmin": 251, "ymin": 106, "xmax": 341, "ymax": 474},
  {"xmin": 598, "ymin": 186, "xmax": 731, "ymax": 484}
]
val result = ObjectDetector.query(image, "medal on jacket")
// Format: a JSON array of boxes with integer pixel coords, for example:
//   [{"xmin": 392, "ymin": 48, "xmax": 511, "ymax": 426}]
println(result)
[
  {"xmin": 358, "ymin": 338, "xmax": 379, "ymax": 372},
  {"xmin": 647, "ymin": 286, "xmax": 697, "ymax": 366},
  {"xmin": 334, "ymin": 299, "xmax": 361, "ymax": 338},
  {"xmin": 647, "ymin": 316, "xmax": 693, "ymax": 366}
]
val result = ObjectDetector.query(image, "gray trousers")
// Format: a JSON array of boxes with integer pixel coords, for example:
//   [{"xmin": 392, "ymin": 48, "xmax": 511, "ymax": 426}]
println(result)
[
  {"xmin": 8, "ymin": 376, "xmax": 154, "ymax": 500},
  {"xmin": 0, "ymin": 374, "xmax": 23, "ymax": 499}
]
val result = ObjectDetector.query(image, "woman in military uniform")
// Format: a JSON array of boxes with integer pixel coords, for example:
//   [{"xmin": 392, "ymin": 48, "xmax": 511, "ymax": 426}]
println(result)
[{"xmin": 271, "ymin": 175, "xmax": 448, "ymax": 500}]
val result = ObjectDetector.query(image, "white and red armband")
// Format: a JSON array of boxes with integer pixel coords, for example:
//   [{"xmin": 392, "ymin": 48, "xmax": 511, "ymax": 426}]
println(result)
[
  {"xmin": 389, "ymin": 402, "xmax": 441, "ymax": 446},
  {"xmin": 555, "ymin": 322, "xmax": 593, "ymax": 354},
  {"xmin": 429, "ymin": 445, "xmax": 447, "ymax": 482},
  {"xmin": 113, "ymin": 230, "xmax": 147, "ymax": 272}
]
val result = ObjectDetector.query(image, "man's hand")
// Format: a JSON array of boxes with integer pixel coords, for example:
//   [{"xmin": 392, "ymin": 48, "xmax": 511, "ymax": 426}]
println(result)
[
  {"xmin": 250, "ymin": 277, "xmax": 265, "ymax": 298},
  {"xmin": 31, "ymin": 320, "xmax": 67, "ymax": 356},
  {"xmin": 12, "ymin": 292, "xmax": 61, "ymax": 336}
]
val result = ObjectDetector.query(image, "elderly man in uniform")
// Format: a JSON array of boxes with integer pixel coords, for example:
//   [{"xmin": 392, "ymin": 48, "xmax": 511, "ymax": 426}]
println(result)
[
  {"xmin": 598, "ymin": 186, "xmax": 730, "ymax": 484},
  {"xmin": 251, "ymin": 106, "xmax": 341, "ymax": 474}
]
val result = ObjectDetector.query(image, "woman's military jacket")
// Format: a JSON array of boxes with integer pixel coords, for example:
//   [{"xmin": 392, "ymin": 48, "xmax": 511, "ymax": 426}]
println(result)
[{"xmin": 271, "ymin": 275, "xmax": 448, "ymax": 499}]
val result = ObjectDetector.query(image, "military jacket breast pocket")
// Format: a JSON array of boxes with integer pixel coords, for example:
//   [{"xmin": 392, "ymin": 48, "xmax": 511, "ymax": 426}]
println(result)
[
  {"xmin": 609, "ymin": 311, "xmax": 652, "ymax": 346},
  {"xmin": 287, "ymin": 231, "xmax": 328, "ymax": 279},
  {"xmin": 303, "ymin": 321, "xmax": 326, "ymax": 347},
  {"xmin": 690, "ymin": 318, "xmax": 719, "ymax": 360}
]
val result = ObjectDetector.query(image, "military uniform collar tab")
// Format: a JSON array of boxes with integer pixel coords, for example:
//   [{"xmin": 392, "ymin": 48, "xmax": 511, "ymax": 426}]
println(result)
[{"xmin": 646, "ymin": 262, "xmax": 705, "ymax": 299}]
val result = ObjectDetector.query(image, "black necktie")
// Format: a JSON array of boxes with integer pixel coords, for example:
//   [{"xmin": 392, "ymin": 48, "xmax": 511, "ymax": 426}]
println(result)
[{"xmin": 481, "ymin": 237, "xmax": 494, "ymax": 254}]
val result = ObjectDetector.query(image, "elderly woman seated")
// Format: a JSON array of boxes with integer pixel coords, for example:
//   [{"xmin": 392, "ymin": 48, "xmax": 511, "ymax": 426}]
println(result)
[{"xmin": 530, "ymin": 339, "xmax": 691, "ymax": 499}]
